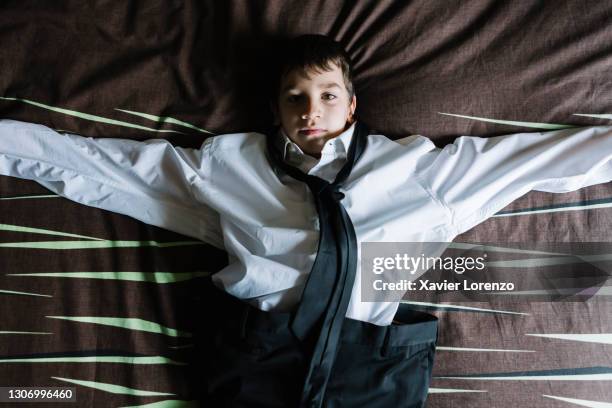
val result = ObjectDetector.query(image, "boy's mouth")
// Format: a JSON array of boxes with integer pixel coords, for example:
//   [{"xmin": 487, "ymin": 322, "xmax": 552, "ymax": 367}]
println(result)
[{"xmin": 298, "ymin": 128, "xmax": 326, "ymax": 136}]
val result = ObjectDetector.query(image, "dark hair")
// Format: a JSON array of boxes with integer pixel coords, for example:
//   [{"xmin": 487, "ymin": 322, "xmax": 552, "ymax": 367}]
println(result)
[{"xmin": 272, "ymin": 34, "xmax": 355, "ymax": 103}]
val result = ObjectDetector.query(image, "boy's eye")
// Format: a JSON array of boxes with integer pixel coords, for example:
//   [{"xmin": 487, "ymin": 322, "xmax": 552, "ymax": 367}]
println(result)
[
  {"xmin": 287, "ymin": 95, "xmax": 301, "ymax": 103},
  {"xmin": 323, "ymin": 93, "xmax": 337, "ymax": 101}
]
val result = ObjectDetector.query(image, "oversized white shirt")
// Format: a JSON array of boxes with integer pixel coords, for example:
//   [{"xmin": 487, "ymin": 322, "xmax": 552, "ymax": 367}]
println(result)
[{"xmin": 0, "ymin": 119, "xmax": 611, "ymax": 325}]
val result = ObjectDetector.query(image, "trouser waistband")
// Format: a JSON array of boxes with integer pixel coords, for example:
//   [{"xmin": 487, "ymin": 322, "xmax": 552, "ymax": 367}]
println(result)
[{"xmin": 210, "ymin": 285, "xmax": 438, "ymax": 349}]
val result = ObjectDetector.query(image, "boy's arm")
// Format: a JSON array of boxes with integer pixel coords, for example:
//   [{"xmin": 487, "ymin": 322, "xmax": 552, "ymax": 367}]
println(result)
[
  {"xmin": 417, "ymin": 126, "xmax": 612, "ymax": 235},
  {"xmin": 0, "ymin": 119, "xmax": 223, "ymax": 248}
]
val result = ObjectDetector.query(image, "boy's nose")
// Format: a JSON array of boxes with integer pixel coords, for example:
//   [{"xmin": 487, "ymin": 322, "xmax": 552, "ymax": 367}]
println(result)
[{"xmin": 301, "ymin": 100, "xmax": 321, "ymax": 119}]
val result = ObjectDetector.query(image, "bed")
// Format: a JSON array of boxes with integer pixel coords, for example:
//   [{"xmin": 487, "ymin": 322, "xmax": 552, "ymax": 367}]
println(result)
[{"xmin": 1, "ymin": 1, "xmax": 611, "ymax": 407}]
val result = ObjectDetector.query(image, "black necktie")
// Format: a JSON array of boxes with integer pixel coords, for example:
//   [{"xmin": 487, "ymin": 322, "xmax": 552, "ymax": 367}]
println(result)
[{"xmin": 266, "ymin": 121, "xmax": 368, "ymax": 407}]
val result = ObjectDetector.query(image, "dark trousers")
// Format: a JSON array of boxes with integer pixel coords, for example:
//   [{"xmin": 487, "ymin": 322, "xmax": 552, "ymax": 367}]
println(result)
[{"xmin": 203, "ymin": 285, "xmax": 438, "ymax": 407}]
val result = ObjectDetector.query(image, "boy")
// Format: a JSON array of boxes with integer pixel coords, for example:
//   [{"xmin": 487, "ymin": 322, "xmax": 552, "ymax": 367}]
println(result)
[{"xmin": 0, "ymin": 34, "xmax": 611, "ymax": 407}]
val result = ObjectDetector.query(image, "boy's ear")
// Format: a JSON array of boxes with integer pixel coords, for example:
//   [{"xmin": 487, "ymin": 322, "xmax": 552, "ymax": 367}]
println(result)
[
  {"xmin": 270, "ymin": 101, "xmax": 280, "ymax": 126},
  {"xmin": 348, "ymin": 95, "xmax": 357, "ymax": 123}
]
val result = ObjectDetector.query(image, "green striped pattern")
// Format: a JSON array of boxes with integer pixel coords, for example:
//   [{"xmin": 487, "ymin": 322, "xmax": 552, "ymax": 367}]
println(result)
[
  {"xmin": 437, "ymin": 112, "xmax": 576, "ymax": 129},
  {"xmin": 0, "ymin": 240, "xmax": 204, "ymax": 249},
  {"xmin": 543, "ymin": 395, "xmax": 612, "ymax": 407},
  {"xmin": 52, "ymin": 376, "xmax": 175, "ymax": 396},
  {"xmin": 0, "ymin": 288, "xmax": 51, "ymax": 297},
  {"xmin": 0, "ymin": 356, "xmax": 185, "ymax": 365},
  {"xmin": 0, "ymin": 194, "xmax": 59, "ymax": 200},
  {"xmin": 1, "ymin": 96, "xmax": 212, "ymax": 135},
  {"xmin": 120, "ymin": 400, "xmax": 200, "ymax": 408},
  {"xmin": 8, "ymin": 271, "xmax": 211, "ymax": 283},
  {"xmin": 0, "ymin": 97, "xmax": 185, "ymax": 134},
  {"xmin": 45, "ymin": 316, "xmax": 192, "ymax": 337},
  {"xmin": 116, "ymin": 109, "xmax": 214, "ymax": 134}
]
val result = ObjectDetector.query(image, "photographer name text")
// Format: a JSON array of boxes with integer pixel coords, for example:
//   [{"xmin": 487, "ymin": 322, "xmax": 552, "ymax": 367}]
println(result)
[{"xmin": 372, "ymin": 279, "xmax": 515, "ymax": 292}]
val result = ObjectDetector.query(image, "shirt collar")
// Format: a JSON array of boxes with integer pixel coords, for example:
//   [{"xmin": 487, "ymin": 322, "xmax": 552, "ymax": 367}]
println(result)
[{"xmin": 275, "ymin": 123, "xmax": 356, "ymax": 162}]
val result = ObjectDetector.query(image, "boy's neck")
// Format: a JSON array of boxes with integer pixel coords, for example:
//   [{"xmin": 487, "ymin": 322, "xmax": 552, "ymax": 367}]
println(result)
[{"xmin": 275, "ymin": 123, "xmax": 356, "ymax": 173}]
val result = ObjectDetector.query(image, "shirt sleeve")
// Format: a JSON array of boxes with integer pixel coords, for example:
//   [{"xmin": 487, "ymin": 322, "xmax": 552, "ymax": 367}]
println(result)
[
  {"xmin": 416, "ymin": 126, "xmax": 612, "ymax": 235},
  {"xmin": 0, "ymin": 119, "xmax": 224, "ymax": 248}
]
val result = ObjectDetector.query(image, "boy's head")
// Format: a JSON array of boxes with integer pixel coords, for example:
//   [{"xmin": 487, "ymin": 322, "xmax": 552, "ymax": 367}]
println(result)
[{"xmin": 271, "ymin": 34, "xmax": 357, "ymax": 158}]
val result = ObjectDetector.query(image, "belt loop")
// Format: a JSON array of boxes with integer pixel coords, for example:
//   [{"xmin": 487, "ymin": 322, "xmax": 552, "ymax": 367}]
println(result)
[
  {"xmin": 434, "ymin": 324, "xmax": 439, "ymax": 346},
  {"xmin": 239, "ymin": 305, "xmax": 250, "ymax": 339},
  {"xmin": 382, "ymin": 325, "xmax": 392, "ymax": 355}
]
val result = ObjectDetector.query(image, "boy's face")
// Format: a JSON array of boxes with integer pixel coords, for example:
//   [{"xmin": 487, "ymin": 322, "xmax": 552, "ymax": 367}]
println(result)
[{"xmin": 275, "ymin": 63, "xmax": 356, "ymax": 158}]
